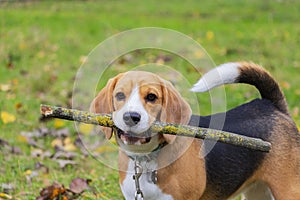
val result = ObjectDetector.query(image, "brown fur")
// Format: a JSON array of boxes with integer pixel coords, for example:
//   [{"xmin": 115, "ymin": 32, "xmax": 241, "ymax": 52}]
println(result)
[
  {"xmin": 237, "ymin": 113, "xmax": 300, "ymax": 200},
  {"xmin": 157, "ymin": 138, "xmax": 206, "ymax": 199}
]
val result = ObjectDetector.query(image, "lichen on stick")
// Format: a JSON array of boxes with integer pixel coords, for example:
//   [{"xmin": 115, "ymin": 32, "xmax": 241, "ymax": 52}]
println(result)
[{"xmin": 40, "ymin": 104, "xmax": 271, "ymax": 152}]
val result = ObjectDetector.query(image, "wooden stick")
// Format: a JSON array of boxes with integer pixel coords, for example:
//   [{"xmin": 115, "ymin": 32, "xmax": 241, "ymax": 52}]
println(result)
[{"xmin": 40, "ymin": 104, "xmax": 271, "ymax": 152}]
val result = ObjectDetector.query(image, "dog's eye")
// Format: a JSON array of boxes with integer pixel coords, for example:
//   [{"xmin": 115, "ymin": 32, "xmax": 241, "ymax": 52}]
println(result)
[
  {"xmin": 145, "ymin": 93, "xmax": 157, "ymax": 102},
  {"xmin": 115, "ymin": 92, "xmax": 126, "ymax": 101}
]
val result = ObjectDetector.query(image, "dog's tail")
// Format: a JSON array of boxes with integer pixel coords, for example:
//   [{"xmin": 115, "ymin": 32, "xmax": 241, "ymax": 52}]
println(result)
[{"xmin": 191, "ymin": 62, "xmax": 289, "ymax": 115}]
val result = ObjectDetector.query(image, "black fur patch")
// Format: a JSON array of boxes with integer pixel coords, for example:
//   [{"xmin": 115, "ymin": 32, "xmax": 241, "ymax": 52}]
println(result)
[{"xmin": 188, "ymin": 99, "xmax": 276, "ymax": 199}]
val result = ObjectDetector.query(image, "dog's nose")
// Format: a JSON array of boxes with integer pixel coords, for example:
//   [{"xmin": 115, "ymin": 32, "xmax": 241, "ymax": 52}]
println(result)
[{"xmin": 123, "ymin": 112, "xmax": 141, "ymax": 126}]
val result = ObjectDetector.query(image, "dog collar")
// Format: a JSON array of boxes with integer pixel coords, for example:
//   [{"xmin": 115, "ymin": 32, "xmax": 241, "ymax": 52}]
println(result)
[{"xmin": 127, "ymin": 141, "xmax": 168, "ymax": 162}]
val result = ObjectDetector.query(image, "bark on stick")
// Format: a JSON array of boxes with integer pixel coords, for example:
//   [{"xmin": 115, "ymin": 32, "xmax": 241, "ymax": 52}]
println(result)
[{"xmin": 40, "ymin": 104, "xmax": 271, "ymax": 152}]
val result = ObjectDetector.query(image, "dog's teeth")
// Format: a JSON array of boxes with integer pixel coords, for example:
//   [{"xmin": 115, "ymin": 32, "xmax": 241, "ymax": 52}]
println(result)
[
  {"xmin": 118, "ymin": 129, "xmax": 153, "ymax": 145},
  {"xmin": 120, "ymin": 134, "xmax": 126, "ymax": 142}
]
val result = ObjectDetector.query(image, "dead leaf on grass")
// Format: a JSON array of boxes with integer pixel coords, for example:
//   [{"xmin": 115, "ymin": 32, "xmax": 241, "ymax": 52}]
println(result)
[
  {"xmin": 51, "ymin": 151, "xmax": 78, "ymax": 160},
  {"xmin": 0, "ymin": 138, "xmax": 9, "ymax": 146},
  {"xmin": 206, "ymin": 31, "xmax": 214, "ymax": 40},
  {"xmin": 25, "ymin": 170, "xmax": 39, "ymax": 184},
  {"xmin": 36, "ymin": 182, "xmax": 67, "ymax": 200},
  {"xmin": 281, "ymin": 81, "xmax": 291, "ymax": 90},
  {"xmin": 36, "ymin": 179, "xmax": 91, "ymax": 200},
  {"xmin": 35, "ymin": 162, "xmax": 49, "ymax": 174},
  {"xmin": 1, "ymin": 111, "xmax": 16, "ymax": 124},
  {"xmin": 51, "ymin": 138, "xmax": 63, "ymax": 148},
  {"xmin": 52, "ymin": 128, "xmax": 70, "ymax": 138},
  {"xmin": 17, "ymin": 135, "xmax": 44, "ymax": 149},
  {"xmin": 56, "ymin": 159, "xmax": 77, "ymax": 169},
  {"xmin": 78, "ymin": 124, "xmax": 94, "ymax": 135},
  {"xmin": 69, "ymin": 178, "xmax": 91, "ymax": 194},
  {"xmin": 0, "ymin": 192, "xmax": 13, "ymax": 199},
  {"xmin": 0, "ymin": 84, "xmax": 11, "ymax": 92},
  {"xmin": 21, "ymin": 127, "xmax": 69, "ymax": 138},
  {"xmin": 10, "ymin": 146, "xmax": 22, "ymax": 154},
  {"xmin": 21, "ymin": 130, "xmax": 44, "ymax": 138},
  {"xmin": 0, "ymin": 138, "xmax": 22, "ymax": 155},
  {"xmin": 1, "ymin": 183, "xmax": 15, "ymax": 194},
  {"xmin": 31, "ymin": 149, "xmax": 51, "ymax": 159},
  {"xmin": 15, "ymin": 102, "xmax": 23, "ymax": 110},
  {"xmin": 54, "ymin": 119, "xmax": 65, "ymax": 129},
  {"xmin": 63, "ymin": 137, "xmax": 77, "ymax": 152},
  {"xmin": 74, "ymin": 136, "xmax": 89, "ymax": 156},
  {"xmin": 25, "ymin": 162, "xmax": 51, "ymax": 184}
]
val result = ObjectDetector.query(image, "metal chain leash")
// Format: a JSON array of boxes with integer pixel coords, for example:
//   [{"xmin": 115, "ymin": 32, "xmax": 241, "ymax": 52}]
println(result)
[{"xmin": 133, "ymin": 158, "xmax": 144, "ymax": 200}]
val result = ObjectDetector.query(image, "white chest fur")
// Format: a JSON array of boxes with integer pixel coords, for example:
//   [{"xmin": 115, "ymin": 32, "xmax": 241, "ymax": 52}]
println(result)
[{"xmin": 120, "ymin": 159, "xmax": 173, "ymax": 200}]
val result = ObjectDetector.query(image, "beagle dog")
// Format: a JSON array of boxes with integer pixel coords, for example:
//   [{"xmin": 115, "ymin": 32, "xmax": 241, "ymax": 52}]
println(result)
[{"xmin": 90, "ymin": 62, "xmax": 300, "ymax": 200}]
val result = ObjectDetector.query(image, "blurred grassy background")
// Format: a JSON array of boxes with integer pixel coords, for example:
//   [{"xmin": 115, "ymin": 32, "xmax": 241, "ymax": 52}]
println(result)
[{"xmin": 0, "ymin": 0, "xmax": 299, "ymax": 199}]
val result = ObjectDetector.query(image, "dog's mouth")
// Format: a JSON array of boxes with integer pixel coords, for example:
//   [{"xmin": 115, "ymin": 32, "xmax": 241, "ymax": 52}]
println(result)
[{"xmin": 116, "ymin": 128, "xmax": 152, "ymax": 145}]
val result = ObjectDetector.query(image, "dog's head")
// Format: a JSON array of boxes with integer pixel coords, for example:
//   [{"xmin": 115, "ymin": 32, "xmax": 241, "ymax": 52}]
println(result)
[{"xmin": 90, "ymin": 71, "xmax": 191, "ymax": 154}]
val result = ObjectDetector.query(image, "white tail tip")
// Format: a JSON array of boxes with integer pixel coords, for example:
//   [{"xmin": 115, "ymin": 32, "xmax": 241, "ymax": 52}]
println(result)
[{"xmin": 191, "ymin": 62, "xmax": 240, "ymax": 92}]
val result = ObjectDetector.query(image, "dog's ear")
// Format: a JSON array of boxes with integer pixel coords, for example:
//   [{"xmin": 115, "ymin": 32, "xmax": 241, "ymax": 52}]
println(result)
[
  {"xmin": 160, "ymin": 80, "xmax": 192, "ymax": 143},
  {"xmin": 90, "ymin": 73, "xmax": 124, "ymax": 139}
]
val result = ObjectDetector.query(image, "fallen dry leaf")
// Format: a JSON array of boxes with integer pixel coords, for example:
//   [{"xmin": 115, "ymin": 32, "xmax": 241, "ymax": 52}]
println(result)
[
  {"xmin": 281, "ymin": 81, "xmax": 291, "ymax": 89},
  {"xmin": 0, "ymin": 138, "xmax": 9, "ymax": 147},
  {"xmin": 36, "ymin": 179, "xmax": 91, "ymax": 200},
  {"xmin": 78, "ymin": 124, "xmax": 94, "ymax": 135},
  {"xmin": 74, "ymin": 137, "xmax": 89, "ymax": 156},
  {"xmin": 69, "ymin": 178, "xmax": 91, "ymax": 194},
  {"xmin": 24, "ymin": 162, "xmax": 50, "ymax": 185},
  {"xmin": 0, "ymin": 138, "xmax": 22, "ymax": 155},
  {"xmin": 18, "ymin": 135, "xmax": 44, "ymax": 149},
  {"xmin": 21, "ymin": 130, "xmax": 44, "ymax": 138},
  {"xmin": 206, "ymin": 30, "xmax": 214, "ymax": 40},
  {"xmin": 1, "ymin": 111, "xmax": 16, "ymax": 124},
  {"xmin": 63, "ymin": 143, "xmax": 77, "ymax": 152},
  {"xmin": 15, "ymin": 102, "xmax": 23, "ymax": 110},
  {"xmin": 56, "ymin": 159, "xmax": 77, "ymax": 169},
  {"xmin": 0, "ymin": 192, "xmax": 13, "ymax": 199},
  {"xmin": 0, "ymin": 84, "xmax": 11, "ymax": 92},
  {"xmin": 51, "ymin": 128, "xmax": 70, "ymax": 137},
  {"xmin": 51, "ymin": 138, "xmax": 63, "ymax": 148},
  {"xmin": 54, "ymin": 119, "xmax": 65, "ymax": 129},
  {"xmin": 35, "ymin": 162, "xmax": 49, "ymax": 174},
  {"xmin": 31, "ymin": 148, "xmax": 43, "ymax": 158},
  {"xmin": 36, "ymin": 182, "xmax": 67, "ymax": 200},
  {"xmin": 63, "ymin": 137, "xmax": 77, "ymax": 152},
  {"xmin": 51, "ymin": 151, "xmax": 78, "ymax": 160},
  {"xmin": 21, "ymin": 127, "xmax": 70, "ymax": 138},
  {"xmin": 25, "ymin": 170, "xmax": 39, "ymax": 184},
  {"xmin": 10, "ymin": 146, "xmax": 22, "ymax": 154},
  {"xmin": 1, "ymin": 183, "xmax": 14, "ymax": 194}
]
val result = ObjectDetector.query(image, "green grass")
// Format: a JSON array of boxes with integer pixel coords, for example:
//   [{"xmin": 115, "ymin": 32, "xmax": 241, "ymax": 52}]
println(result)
[{"xmin": 0, "ymin": 0, "xmax": 299, "ymax": 199}]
